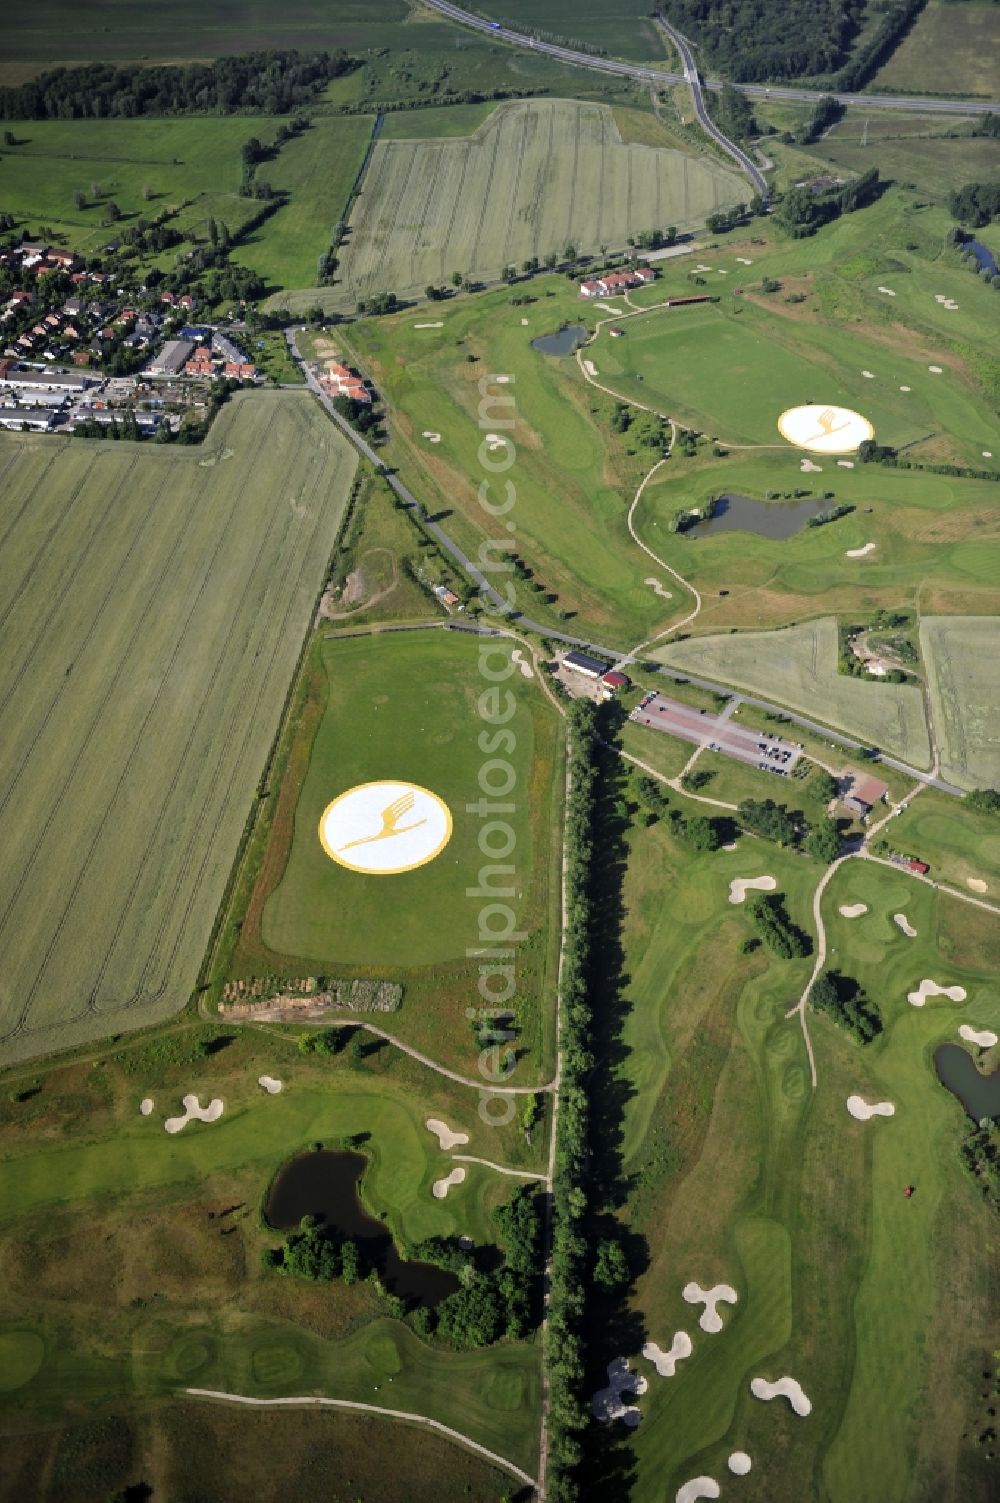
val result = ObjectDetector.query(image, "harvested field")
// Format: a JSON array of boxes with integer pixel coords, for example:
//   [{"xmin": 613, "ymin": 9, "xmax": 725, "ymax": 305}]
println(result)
[
  {"xmin": 0, "ymin": 393, "xmax": 356, "ymax": 1066},
  {"xmin": 655, "ymin": 618, "xmax": 931, "ymax": 766},
  {"xmin": 919, "ymin": 616, "xmax": 1000, "ymax": 790},
  {"xmin": 310, "ymin": 99, "xmax": 744, "ymax": 307}
]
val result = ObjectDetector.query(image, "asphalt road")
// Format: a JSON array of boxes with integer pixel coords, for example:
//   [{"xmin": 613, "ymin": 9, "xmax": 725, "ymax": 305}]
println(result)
[
  {"xmin": 421, "ymin": 0, "xmax": 1000, "ymax": 115},
  {"xmin": 283, "ymin": 335, "xmax": 964, "ymax": 797}
]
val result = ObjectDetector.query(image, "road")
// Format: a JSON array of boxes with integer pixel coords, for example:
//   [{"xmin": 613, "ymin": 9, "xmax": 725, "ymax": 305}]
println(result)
[
  {"xmin": 421, "ymin": 0, "xmax": 1000, "ymax": 115},
  {"xmin": 284, "ymin": 334, "xmax": 965, "ymax": 798},
  {"xmin": 655, "ymin": 13, "xmax": 769, "ymax": 201}
]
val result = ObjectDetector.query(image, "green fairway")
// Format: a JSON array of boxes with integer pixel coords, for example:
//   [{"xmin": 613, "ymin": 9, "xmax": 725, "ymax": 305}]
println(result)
[
  {"xmin": 0, "ymin": 393, "xmax": 356, "ymax": 1067},
  {"xmin": 277, "ymin": 98, "xmax": 744, "ymax": 310},
  {"xmin": 920, "ymin": 617, "xmax": 1000, "ymax": 790},
  {"xmin": 654, "ymin": 618, "xmax": 932, "ymax": 765},
  {"xmin": 636, "ymin": 449, "xmax": 1000, "ymax": 629},
  {"xmin": 891, "ymin": 788, "xmax": 1000, "ymax": 894},
  {"xmin": 604, "ymin": 803, "xmax": 999, "ymax": 1503},
  {"xmin": 589, "ymin": 294, "xmax": 998, "ymax": 465}
]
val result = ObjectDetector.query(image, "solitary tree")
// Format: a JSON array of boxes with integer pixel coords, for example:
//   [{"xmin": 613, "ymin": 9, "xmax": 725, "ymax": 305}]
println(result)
[{"xmin": 73, "ymin": 189, "xmax": 86, "ymax": 211}]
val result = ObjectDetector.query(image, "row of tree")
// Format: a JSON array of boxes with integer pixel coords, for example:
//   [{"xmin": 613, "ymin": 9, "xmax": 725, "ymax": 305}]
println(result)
[
  {"xmin": 811, "ymin": 969, "xmax": 882, "ymax": 1043},
  {"xmin": 0, "ymin": 51, "xmax": 353, "ymax": 120},
  {"xmin": 746, "ymin": 891, "xmax": 812, "ymax": 958},
  {"xmin": 735, "ymin": 797, "xmax": 841, "ymax": 863},
  {"xmin": 949, "ymin": 181, "xmax": 1000, "ymax": 228},
  {"xmin": 775, "ymin": 166, "xmax": 881, "ymax": 238}
]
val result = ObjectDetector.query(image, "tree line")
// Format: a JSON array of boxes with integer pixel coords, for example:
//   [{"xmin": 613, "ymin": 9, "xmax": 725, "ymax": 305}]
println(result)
[
  {"xmin": 775, "ymin": 166, "xmax": 881, "ymax": 238},
  {"xmin": 667, "ymin": 0, "xmax": 864, "ymax": 83},
  {"xmin": 0, "ymin": 51, "xmax": 353, "ymax": 120}
]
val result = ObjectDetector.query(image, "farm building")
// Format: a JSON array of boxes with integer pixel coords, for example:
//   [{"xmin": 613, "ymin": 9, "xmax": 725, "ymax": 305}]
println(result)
[
  {"xmin": 579, "ymin": 267, "xmax": 657, "ymax": 298},
  {"xmin": 840, "ymin": 771, "xmax": 890, "ymax": 820},
  {"xmin": 563, "ymin": 650, "xmax": 611, "ymax": 679}
]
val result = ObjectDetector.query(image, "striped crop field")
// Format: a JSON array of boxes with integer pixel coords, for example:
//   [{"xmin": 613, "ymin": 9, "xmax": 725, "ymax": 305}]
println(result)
[
  {"xmin": 0, "ymin": 392, "xmax": 356, "ymax": 1067},
  {"xmin": 919, "ymin": 616, "xmax": 1000, "ymax": 790},
  {"xmin": 334, "ymin": 98, "xmax": 745, "ymax": 304}
]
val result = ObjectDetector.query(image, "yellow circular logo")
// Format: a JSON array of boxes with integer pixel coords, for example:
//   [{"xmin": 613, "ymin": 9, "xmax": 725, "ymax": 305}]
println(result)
[
  {"xmin": 318, "ymin": 780, "xmax": 453, "ymax": 875},
  {"xmin": 777, "ymin": 404, "xmax": 874, "ymax": 454}
]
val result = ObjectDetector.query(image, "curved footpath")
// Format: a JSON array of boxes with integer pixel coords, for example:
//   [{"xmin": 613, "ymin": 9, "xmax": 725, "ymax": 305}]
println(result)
[{"xmin": 421, "ymin": 0, "xmax": 1000, "ymax": 114}]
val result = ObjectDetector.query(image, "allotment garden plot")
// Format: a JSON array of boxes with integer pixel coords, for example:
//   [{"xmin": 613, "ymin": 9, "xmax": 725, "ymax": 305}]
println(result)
[
  {"xmin": 334, "ymin": 99, "xmax": 744, "ymax": 305},
  {"xmin": 0, "ymin": 392, "xmax": 356, "ymax": 1066}
]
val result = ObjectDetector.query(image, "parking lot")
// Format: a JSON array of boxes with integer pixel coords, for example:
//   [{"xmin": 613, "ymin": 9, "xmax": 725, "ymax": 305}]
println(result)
[{"xmin": 630, "ymin": 693, "xmax": 802, "ymax": 777}]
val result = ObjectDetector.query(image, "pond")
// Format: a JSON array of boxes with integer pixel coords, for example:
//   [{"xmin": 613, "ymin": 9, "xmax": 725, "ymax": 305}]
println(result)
[
  {"xmin": 264, "ymin": 1149, "xmax": 460, "ymax": 1307},
  {"xmin": 687, "ymin": 492, "xmax": 830, "ymax": 540},
  {"xmin": 531, "ymin": 324, "xmax": 588, "ymax": 356},
  {"xmin": 934, "ymin": 1043, "xmax": 1000, "ymax": 1121},
  {"xmin": 966, "ymin": 239, "xmax": 998, "ymax": 276}
]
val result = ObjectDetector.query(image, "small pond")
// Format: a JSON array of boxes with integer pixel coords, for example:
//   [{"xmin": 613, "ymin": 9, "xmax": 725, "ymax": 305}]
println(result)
[
  {"xmin": 531, "ymin": 324, "xmax": 588, "ymax": 356},
  {"xmin": 966, "ymin": 239, "xmax": 998, "ymax": 276},
  {"xmin": 687, "ymin": 492, "xmax": 830, "ymax": 540},
  {"xmin": 264, "ymin": 1149, "xmax": 460, "ymax": 1307},
  {"xmin": 934, "ymin": 1043, "xmax": 1000, "ymax": 1120}
]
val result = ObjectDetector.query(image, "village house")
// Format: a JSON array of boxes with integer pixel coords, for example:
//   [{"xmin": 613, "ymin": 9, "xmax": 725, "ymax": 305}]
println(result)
[
  {"xmin": 579, "ymin": 266, "xmax": 657, "ymax": 298},
  {"xmin": 840, "ymin": 771, "xmax": 890, "ymax": 821}
]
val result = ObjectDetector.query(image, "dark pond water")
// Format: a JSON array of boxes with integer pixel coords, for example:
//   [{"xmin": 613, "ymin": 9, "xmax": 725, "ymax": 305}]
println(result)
[
  {"xmin": 264, "ymin": 1150, "xmax": 460, "ymax": 1307},
  {"xmin": 934, "ymin": 1044, "xmax": 1000, "ymax": 1121},
  {"xmin": 966, "ymin": 239, "xmax": 998, "ymax": 276},
  {"xmin": 531, "ymin": 324, "xmax": 588, "ymax": 356},
  {"xmin": 687, "ymin": 491, "xmax": 829, "ymax": 540}
]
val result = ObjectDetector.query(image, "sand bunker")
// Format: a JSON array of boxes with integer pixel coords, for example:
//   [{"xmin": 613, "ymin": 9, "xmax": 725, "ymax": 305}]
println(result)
[
  {"xmin": 722, "ymin": 841, "xmax": 739, "ymax": 852},
  {"xmin": 800, "ymin": 459, "xmax": 823, "ymax": 473},
  {"xmin": 839, "ymin": 903, "xmax": 868, "ymax": 918},
  {"xmin": 967, "ymin": 877, "xmax": 988, "ymax": 893},
  {"xmin": 645, "ymin": 577, "xmax": 673, "ymax": 599},
  {"xmin": 164, "ymin": 1094, "xmax": 224, "ymax": 1134},
  {"xmin": 426, "ymin": 1118, "xmax": 470, "ymax": 1151},
  {"xmin": 728, "ymin": 1452, "xmax": 752, "ymax": 1476},
  {"xmin": 960, "ymin": 1024, "xmax": 998, "ymax": 1048},
  {"xmin": 907, "ymin": 979, "xmax": 967, "ymax": 1008},
  {"xmin": 878, "ymin": 286, "xmax": 896, "ymax": 296},
  {"xmin": 432, "ymin": 1166, "xmax": 466, "ymax": 1199},
  {"xmin": 846, "ymin": 1095, "xmax": 895, "ymax": 1121},
  {"xmin": 751, "ymin": 1376, "xmax": 812, "ymax": 1416},
  {"xmin": 510, "ymin": 648, "xmax": 534, "ymax": 680},
  {"xmin": 983, "ymin": 451, "xmax": 993, "ymax": 459},
  {"xmin": 495, "ymin": 375, "xmax": 511, "ymax": 384},
  {"xmin": 414, "ymin": 321, "xmax": 443, "ymax": 329},
  {"xmin": 421, "ymin": 430, "xmax": 441, "ymax": 443},
  {"xmin": 258, "ymin": 1076, "xmax": 282, "ymax": 1095},
  {"xmin": 139, "ymin": 1098, "xmax": 154, "ymax": 1116},
  {"xmin": 592, "ymin": 1357, "xmax": 646, "ymax": 1426},
  {"xmin": 520, "ymin": 318, "xmax": 529, "ymax": 326},
  {"xmin": 893, "ymin": 913, "xmax": 917, "ymax": 937},
  {"xmin": 729, "ymin": 875, "xmax": 776, "ymax": 905},
  {"xmin": 583, "ymin": 359, "xmax": 598, "ymax": 376},
  {"xmin": 683, "ymin": 1281, "xmax": 738, "ymax": 1333},
  {"xmin": 837, "ymin": 460, "xmax": 855, "ymax": 469},
  {"xmin": 736, "ymin": 257, "xmax": 753, "ymax": 266},
  {"xmin": 928, "ymin": 365, "xmax": 942, "ymax": 373},
  {"xmin": 899, "ymin": 385, "xmax": 911, "ymax": 392},
  {"xmin": 861, "ymin": 370, "xmax": 875, "ymax": 379},
  {"xmin": 643, "ymin": 1333, "xmax": 692, "ymax": 1377},
  {"xmin": 676, "ymin": 1479, "xmax": 720, "ymax": 1503},
  {"xmin": 845, "ymin": 543, "xmax": 876, "ymax": 558},
  {"xmin": 596, "ymin": 301, "xmax": 624, "ymax": 314}
]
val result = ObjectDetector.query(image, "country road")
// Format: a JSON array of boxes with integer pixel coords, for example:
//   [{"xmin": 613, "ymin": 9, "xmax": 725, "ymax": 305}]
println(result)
[{"xmin": 420, "ymin": 0, "xmax": 1000, "ymax": 115}]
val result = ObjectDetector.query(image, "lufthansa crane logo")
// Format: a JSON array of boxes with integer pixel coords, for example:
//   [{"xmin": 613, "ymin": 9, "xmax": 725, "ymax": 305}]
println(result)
[
  {"xmin": 777, "ymin": 404, "xmax": 874, "ymax": 454},
  {"xmin": 318, "ymin": 781, "xmax": 453, "ymax": 874}
]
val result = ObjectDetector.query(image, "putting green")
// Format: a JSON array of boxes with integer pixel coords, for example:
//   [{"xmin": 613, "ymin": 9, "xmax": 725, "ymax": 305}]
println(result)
[{"xmin": 0, "ymin": 1329, "xmax": 45, "ymax": 1391}]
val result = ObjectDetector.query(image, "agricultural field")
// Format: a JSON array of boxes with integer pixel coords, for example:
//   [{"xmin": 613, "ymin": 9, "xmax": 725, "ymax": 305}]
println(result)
[
  {"xmin": 0, "ymin": 1022, "xmax": 543, "ymax": 1494},
  {"xmin": 873, "ymin": 0, "xmax": 1000, "ymax": 97},
  {"xmin": 654, "ymin": 618, "xmax": 932, "ymax": 765},
  {"xmin": 813, "ymin": 129, "xmax": 1000, "ymax": 209},
  {"xmin": 290, "ymin": 98, "xmax": 745, "ymax": 309},
  {"xmin": 588, "ymin": 294, "xmax": 1000, "ymax": 465},
  {"xmin": 0, "ymin": 392, "xmax": 356, "ymax": 1067},
  {"xmin": 463, "ymin": 0, "xmax": 671, "ymax": 60},
  {"xmin": 920, "ymin": 616, "xmax": 1000, "ymax": 789},
  {"xmin": 600, "ymin": 805, "xmax": 1000, "ymax": 1502},
  {"xmin": 217, "ymin": 628, "xmax": 565, "ymax": 1079}
]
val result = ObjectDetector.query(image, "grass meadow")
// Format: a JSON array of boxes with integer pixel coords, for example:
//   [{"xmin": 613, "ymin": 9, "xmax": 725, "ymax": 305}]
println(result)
[
  {"xmin": 0, "ymin": 1024, "xmax": 542, "ymax": 1490},
  {"xmin": 0, "ymin": 392, "xmax": 356, "ymax": 1067},
  {"xmin": 919, "ymin": 617, "xmax": 1000, "ymax": 789},
  {"xmin": 600, "ymin": 798, "xmax": 999, "ymax": 1503},
  {"xmin": 654, "ymin": 618, "xmax": 932, "ymax": 763},
  {"xmin": 873, "ymin": 0, "xmax": 1000, "ymax": 96},
  {"xmin": 277, "ymin": 98, "xmax": 744, "ymax": 309},
  {"xmin": 220, "ymin": 628, "xmax": 565, "ymax": 1080}
]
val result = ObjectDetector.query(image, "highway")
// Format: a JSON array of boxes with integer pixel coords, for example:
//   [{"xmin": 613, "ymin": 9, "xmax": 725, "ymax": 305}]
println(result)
[{"xmin": 421, "ymin": 0, "xmax": 1000, "ymax": 115}]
